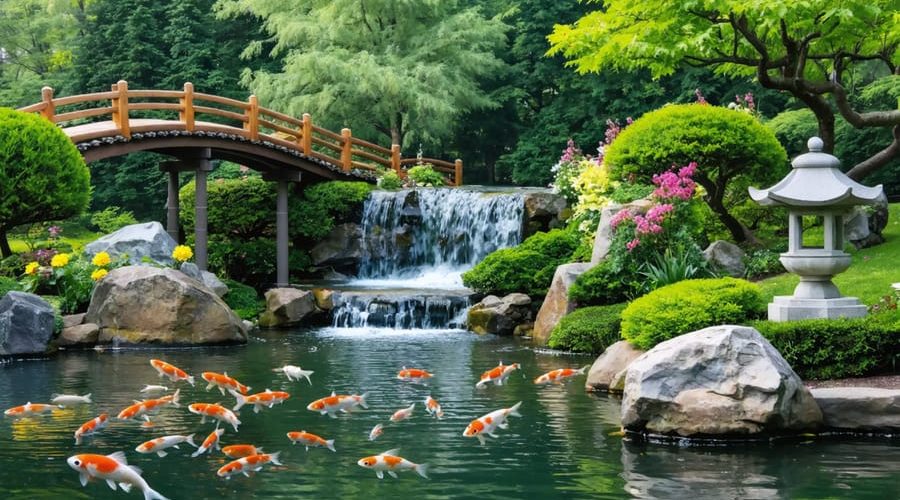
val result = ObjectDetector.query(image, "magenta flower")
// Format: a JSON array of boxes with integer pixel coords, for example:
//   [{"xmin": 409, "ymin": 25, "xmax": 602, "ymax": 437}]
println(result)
[
  {"xmin": 626, "ymin": 238, "xmax": 640, "ymax": 251},
  {"xmin": 610, "ymin": 209, "xmax": 633, "ymax": 230}
]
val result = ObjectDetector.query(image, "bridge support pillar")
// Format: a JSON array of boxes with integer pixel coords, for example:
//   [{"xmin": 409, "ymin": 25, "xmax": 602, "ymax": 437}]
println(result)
[
  {"xmin": 194, "ymin": 157, "xmax": 213, "ymax": 271},
  {"xmin": 263, "ymin": 170, "xmax": 302, "ymax": 288},
  {"xmin": 165, "ymin": 170, "xmax": 180, "ymax": 243}
]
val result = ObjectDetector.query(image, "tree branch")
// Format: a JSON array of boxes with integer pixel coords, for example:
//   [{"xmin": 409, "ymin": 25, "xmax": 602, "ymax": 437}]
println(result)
[{"xmin": 846, "ymin": 125, "xmax": 900, "ymax": 180}]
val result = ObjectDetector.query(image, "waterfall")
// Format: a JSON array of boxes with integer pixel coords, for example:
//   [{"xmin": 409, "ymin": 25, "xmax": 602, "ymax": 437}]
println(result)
[{"xmin": 330, "ymin": 292, "xmax": 470, "ymax": 330}]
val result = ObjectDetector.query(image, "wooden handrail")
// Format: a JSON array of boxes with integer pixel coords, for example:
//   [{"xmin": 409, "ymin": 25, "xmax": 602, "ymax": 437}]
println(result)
[{"xmin": 16, "ymin": 80, "xmax": 463, "ymax": 185}]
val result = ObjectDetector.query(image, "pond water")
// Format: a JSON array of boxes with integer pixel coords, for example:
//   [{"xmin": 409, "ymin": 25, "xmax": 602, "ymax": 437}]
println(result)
[{"xmin": 0, "ymin": 327, "xmax": 898, "ymax": 499}]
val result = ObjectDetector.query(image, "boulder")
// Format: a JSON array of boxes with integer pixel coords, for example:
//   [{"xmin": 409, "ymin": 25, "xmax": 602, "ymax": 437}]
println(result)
[
  {"xmin": 585, "ymin": 341, "xmax": 646, "ymax": 393},
  {"xmin": 810, "ymin": 387, "xmax": 900, "ymax": 432},
  {"xmin": 312, "ymin": 289, "xmax": 336, "ymax": 310},
  {"xmin": 258, "ymin": 288, "xmax": 319, "ymax": 328},
  {"xmin": 531, "ymin": 263, "xmax": 595, "ymax": 345},
  {"xmin": 310, "ymin": 223, "xmax": 363, "ymax": 270},
  {"xmin": 85, "ymin": 266, "xmax": 247, "ymax": 345},
  {"xmin": 180, "ymin": 262, "xmax": 229, "ymax": 297},
  {"xmin": 702, "ymin": 240, "xmax": 746, "ymax": 277},
  {"xmin": 58, "ymin": 323, "xmax": 100, "ymax": 347},
  {"xmin": 513, "ymin": 322, "xmax": 534, "ymax": 337},
  {"xmin": 84, "ymin": 221, "xmax": 177, "ymax": 265},
  {"xmin": 63, "ymin": 313, "xmax": 86, "ymax": 329},
  {"xmin": 591, "ymin": 199, "xmax": 655, "ymax": 264},
  {"xmin": 621, "ymin": 325, "xmax": 822, "ymax": 437},
  {"xmin": 846, "ymin": 192, "xmax": 889, "ymax": 249},
  {"xmin": 523, "ymin": 191, "xmax": 568, "ymax": 236},
  {"xmin": 0, "ymin": 292, "xmax": 55, "ymax": 356},
  {"xmin": 467, "ymin": 294, "xmax": 532, "ymax": 336}
]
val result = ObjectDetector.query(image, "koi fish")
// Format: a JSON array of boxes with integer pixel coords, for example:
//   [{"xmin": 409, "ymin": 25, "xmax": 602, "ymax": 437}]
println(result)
[
  {"xmin": 390, "ymin": 403, "xmax": 415, "ymax": 423},
  {"xmin": 231, "ymin": 389, "xmax": 290, "ymax": 413},
  {"xmin": 424, "ymin": 396, "xmax": 444, "ymax": 419},
  {"xmin": 306, "ymin": 392, "xmax": 369, "ymax": 418},
  {"xmin": 67, "ymin": 451, "xmax": 169, "ymax": 500},
  {"xmin": 3, "ymin": 402, "xmax": 54, "ymax": 419},
  {"xmin": 188, "ymin": 403, "xmax": 242, "ymax": 432},
  {"xmin": 273, "ymin": 365, "xmax": 314, "ymax": 384},
  {"xmin": 368, "ymin": 423, "xmax": 384, "ymax": 441},
  {"xmin": 217, "ymin": 452, "xmax": 283, "ymax": 480},
  {"xmin": 192, "ymin": 428, "xmax": 225, "ymax": 458},
  {"xmin": 476, "ymin": 362, "xmax": 521, "ymax": 389},
  {"xmin": 463, "ymin": 401, "xmax": 522, "ymax": 446},
  {"xmin": 135, "ymin": 434, "xmax": 197, "ymax": 458},
  {"xmin": 139, "ymin": 385, "xmax": 168, "ymax": 394},
  {"xmin": 397, "ymin": 367, "xmax": 433, "ymax": 382},
  {"xmin": 222, "ymin": 444, "xmax": 262, "ymax": 459},
  {"xmin": 202, "ymin": 372, "xmax": 250, "ymax": 396},
  {"xmin": 116, "ymin": 390, "xmax": 181, "ymax": 422},
  {"xmin": 74, "ymin": 413, "xmax": 108, "ymax": 445},
  {"xmin": 286, "ymin": 431, "xmax": 336, "ymax": 452},
  {"xmin": 51, "ymin": 393, "xmax": 92, "ymax": 408},
  {"xmin": 533, "ymin": 366, "xmax": 589, "ymax": 385},
  {"xmin": 357, "ymin": 449, "xmax": 429, "ymax": 479},
  {"xmin": 149, "ymin": 359, "xmax": 194, "ymax": 386}
]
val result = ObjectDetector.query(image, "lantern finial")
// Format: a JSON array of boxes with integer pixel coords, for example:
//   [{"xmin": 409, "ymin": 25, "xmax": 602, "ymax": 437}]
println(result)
[{"xmin": 807, "ymin": 136, "xmax": 823, "ymax": 152}]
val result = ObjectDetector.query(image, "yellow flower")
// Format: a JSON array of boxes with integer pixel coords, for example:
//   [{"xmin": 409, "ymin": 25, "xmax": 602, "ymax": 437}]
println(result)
[
  {"xmin": 90, "ymin": 268, "xmax": 108, "ymax": 281},
  {"xmin": 172, "ymin": 245, "xmax": 193, "ymax": 263},
  {"xmin": 50, "ymin": 253, "xmax": 70, "ymax": 268},
  {"xmin": 25, "ymin": 261, "xmax": 39, "ymax": 275},
  {"xmin": 91, "ymin": 251, "xmax": 111, "ymax": 267}
]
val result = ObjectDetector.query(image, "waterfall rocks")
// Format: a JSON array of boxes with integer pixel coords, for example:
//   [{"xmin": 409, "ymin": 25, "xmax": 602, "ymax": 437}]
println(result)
[
  {"xmin": 532, "ymin": 263, "xmax": 595, "ymax": 345},
  {"xmin": 702, "ymin": 240, "xmax": 746, "ymax": 277},
  {"xmin": 585, "ymin": 341, "xmax": 645, "ymax": 393},
  {"xmin": 179, "ymin": 262, "xmax": 229, "ymax": 297},
  {"xmin": 84, "ymin": 221, "xmax": 177, "ymax": 265},
  {"xmin": 620, "ymin": 325, "xmax": 822, "ymax": 437},
  {"xmin": 258, "ymin": 288, "xmax": 320, "ymax": 328},
  {"xmin": 0, "ymin": 292, "xmax": 55, "ymax": 356},
  {"xmin": 310, "ymin": 223, "xmax": 363, "ymax": 275},
  {"xmin": 467, "ymin": 294, "xmax": 532, "ymax": 335},
  {"xmin": 809, "ymin": 388, "xmax": 900, "ymax": 432},
  {"xmin": 333, "ymin": 292, "xmax": 469, "ymax": 329},
  {"xmin": 85, "ymin": 266, "xmax": 247, "ymax": 345},
  {"xmin": 523, "ymin": 192, "xmax": 569, "ymax": 237},
  {"xmin": 59, "ymin": 323, "xmax": 101, "ymax": 347}
]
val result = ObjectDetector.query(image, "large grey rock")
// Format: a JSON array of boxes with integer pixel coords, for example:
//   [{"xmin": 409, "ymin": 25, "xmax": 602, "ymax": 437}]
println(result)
[
  {"xmin": 0, "ymin": 292, "xmax": 55, "ymax": 356},
  {"xmin": 63, "ymin": 313, "xmax": 86, "ymax": 329},
  {"xmin": 703, "ymin": 240, "xmax": 746, "ymax": 277},
  {"xmin": 84, "ymin": 221, "xmax": 177, "ymax": 265},
  {"xmin": 311, "ymin": 223, "xmax": 363, "ymax": 269},
  {"xmin": 467, "ymin": 294, "xmax": 532, "ymax": 336},
  {"xmin": 846, "ymin": 192, "xmax": 889, "ymax": 249},
  {"xmin": 586, "ymin": 341, "xmax": 646, "ymax": 393},
  {"xmin": 258, "ymin": 288, "xmax": 318, "ymax": 328},
  {"xmin": 523, "ymin": 191, "xmax": 569, "ymax": 236},
  {"xmin": 810, "ymin": 387, "xmax": 900, "ymax": 432},
  {"xmin": 59, "ymin": 323, "xmax": 100, "ymax": 347},
  {"xmin": 180, "ymin": 262, "xmax": 229, "ymax": 298},
  {"xmin": 85, "ymin": 266, "xmax": 247, "ymax": 345},
  {"xmin": 621, "ymin": 325, "xmax": 822, "ymax": 437},
  {"xmin": 532, "ymin": 263, "xmax": 594, "ymax": 345},
  {"xmin": 591, "ymin": 199, "xmax": 655, "ymax": 264}
]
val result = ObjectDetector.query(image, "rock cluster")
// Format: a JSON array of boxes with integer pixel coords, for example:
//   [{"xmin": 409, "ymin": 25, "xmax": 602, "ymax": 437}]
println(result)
[{"xmin": 467, "ymin": 294, "xmax": 532, "ymax": 336}]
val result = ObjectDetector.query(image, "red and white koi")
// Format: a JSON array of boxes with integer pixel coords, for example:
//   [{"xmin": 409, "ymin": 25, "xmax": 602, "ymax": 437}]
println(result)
[
  {"xmin": 357, "ymin": 449, "xmax": 429, "ymax": 479},
  {"xmin": 202, "ymin": 371, "xmax": 250, "ymax": 396},
  {"xmin": 74, "ymin": 413, "xmax": 109, "ymax": 445},
  {"xmin": 222, "ymin": 444, "xmax": 263, "ymax": 459},
  {"xmin": 116, "ymin": 390, "xmax": 181, "ymax": 422},
  {"xmin": 191, "ymin": 428, "xmax": 225, "ymax": 458},
  {"xmin": 217, "ymin": 452, "xmax": 283, "ymax": 480},
  {"xmin": 390, "ymin": 403, "xmax": 415, "ymax": 423},
  {"xmin": 51, "ymin": 393, "xmax": 92, "ymax": 408},
  {"xmin": 136, "ymin": 434, "xmax": 197, "ymax": 458},
  {"xmin": 149, "ymin": 359, "xmax": 194, "ymax": 386},
  {"xmin": 67, "ymin": 451, "xmax": 169, "ymax": 500},
  {"xmin": 306, "ymin": 391, "xmax": 369, "ymax": 418},
  {"xmin": 231, "ymin": 389, "xmax": 290, "ymax": 413},
  {"xmin": 397, "ymin": 367, "xmax": 433, "ymax": 382},
  {"xmin": 533, "ymin": 366, "xmax": 589, "ymax": 385},
  {"xmin": 3, "ymin": 402, "xmax": 54, "ymax": 419},
  {"xmin": 368, "ymin": 423, "xmax": 384, "ymax": 441},
  {"xmin": 463, "ymin": 401, "xmax": 522, "ymax": 446},
  {"xmin": 188, "ymin": 403, "xmax": 242, "ymax": 432},
  {"xmin": 424, "ymin": 396, "xmax": 444, "ymax": 419},
  {"xmin": 476, "ymin": 361, "xmax": 521, "ymax": 389},
  {"xmin": 273, "ymin": 365, "xmax": 314, "ymax": 384},
  {"xmin": 286, "ymin": 431, "xmax": 336, "ymax": 452}
]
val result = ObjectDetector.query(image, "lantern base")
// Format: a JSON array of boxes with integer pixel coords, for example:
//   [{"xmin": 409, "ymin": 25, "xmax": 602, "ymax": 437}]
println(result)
[{"xmin": 767, "ymin": 296, "xmax": 867, "ymax": 322}]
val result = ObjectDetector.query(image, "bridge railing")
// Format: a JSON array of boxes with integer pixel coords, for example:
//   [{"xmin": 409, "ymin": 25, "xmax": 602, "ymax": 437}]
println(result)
[{"xmin": 18, "ymin": 80, "xmax": 462, "ymax": 186}]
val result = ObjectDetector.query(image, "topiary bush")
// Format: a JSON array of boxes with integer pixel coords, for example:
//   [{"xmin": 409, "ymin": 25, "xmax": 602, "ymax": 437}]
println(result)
[
  {"xmin": 620, "ymin": 277, "xmax": 767, "ymax": 350},
  {"xmin": 568, "ymin": 259, "xmax": 636, "ymax": 306},
  {"xmin": 548, "ymin": 303, "xmax": 627, "ymax": 354},
  {"xmin": 406, "ymin": 164, "xmax": 447, "ymax": 187},
  {"xmin": 222, "ymin": 278, "xmax": 264, "ymax": 321},
  {"xmin": 377, "ymin": 170, "xmax": 403, "ymax": 190}
]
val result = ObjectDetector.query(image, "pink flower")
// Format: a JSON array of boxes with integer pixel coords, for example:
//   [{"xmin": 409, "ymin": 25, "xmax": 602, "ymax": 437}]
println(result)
[
  {"xmin": 626, "ymin": 238, "xmax": 640, "ymax": 251},
  {"xmin": 610, "ymin": 209, "xmax": 633, "ymax": 230},
  {"xmin": 560, "ymin": 139, "xmax": 580, "ymax": 164},
  {"xmin": 695, "ymin": 88, "xmax": 707, "ymax": 105},
  {"xmin": 652, "ymin": 163, "xmax": 697, "ymax": 201}
]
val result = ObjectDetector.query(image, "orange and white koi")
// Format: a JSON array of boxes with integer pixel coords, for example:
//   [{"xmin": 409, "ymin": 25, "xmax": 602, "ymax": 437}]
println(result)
[
  {"xmin": 286, "ymin": 431, "xmax": 336, "ymax": 452},
  {"xmin": 463, "ymin": 401, "xmax": 522, "ymax": 446},
  {"xmin": 192, "ymin": 428, "xmax": 225, "ymax": 458},
  {"xmin": 136, "ymin": 434, "xmax": 197, "ymax": 458},
  {"xmin": 397, "ymin": 367, "xmax": 433, "ymax": 382},
  {"xmin": 222, "ymin": 444, "xmax": 262, "ymax": 459},
  {"xmin": 533, "ymin": 366, "xmax": 589, "ymax": 385},
  {"xmin": 3, "ymin": 402, "xmax": 54, "ymax": 419},
  {"xmin": 149, "ymin": 359, "xmax": 194, "ymax": 386},
  {"xmin": 231, "ymin": 389, "xmax": 290, "ymax": 413},
  {"xmin": 116, "ymin": 390, "xmax": 181, "ymax": 422},
  {"xmin": 139, "ymin": 385, "xmax": 168, "ymax": 394},
  {"xmin": 368, "ymin": 423, "xmax": 384, "ymax": 441},
  {"xmin": 217, "ymin": 452, "xmax": 283, "ymax": 480},
  {"xmin": 273, "ymin": 365, "xmax": 314, "ymax": 384},
  {"xmin": 51, "ymin": 393, "xmax": 92, "ymax": 408},
  {"xmin": 306, "ymin": 391, "xmax": 369, "ymax": 418},
  {"xmin": 74, "ymin": 413, "xmax": 109, "ymax": 445},
  {"xmin": 67, "ymin": 451, "xmax": 169, "ymax": 500},
  {"xmin": 424, "ymin": 396, "xmax": 444, "ymax": 419},
  {"xmin": 188, "ymin": 403, "xmax": 242, "ymax": 432},
  {"xmin": 357, "ymin": 449, "xmax": 429, "ymax": 479},
  {"xmin": 202, "ymin": 371, "xmax": 250, "ymax": 396},
  {"xmin": 390, "ymin": 403, "xmax": 415, "ymax": 422},
  {"xmin": 476, "ymin": 362, "xmax": 521, "ymax": 389}
]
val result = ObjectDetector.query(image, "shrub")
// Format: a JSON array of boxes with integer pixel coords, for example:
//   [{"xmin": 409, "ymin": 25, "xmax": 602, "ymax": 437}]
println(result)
[
  {"xmin": 377, "ymin": 170, "xmax": 403, "ymax": 190},
  {"xmin": 0, "ymin": 276, "xmax": 21, "ymax": 297},
  {"xmin": 406, "ymin": 164, "xmax": 446, "ymax": 187},
  {"xmin": 568, "ymin": 260, "xmax": 636, "ymax": 306},
  {"xmin": 0, "ymin": 254, "xmax": 24, "ymax": 279},
  {"xmin": 0, "ymin": 108, "xmax": 91, "ymax": 257},
  {"xmin": 291, "ymin": 181, "xmax": 374, "ymax": 239},
  {"xmin": 621, "ymin": 278, "xmax": 767, "ymax": 350},
  {"xmin": 222, "ymin": 279, "xmax": 263, "ymax": 321},
  {"xmin": 548, "ymin": 303, "xmax": 627, "ymax": 354},
  {"xmin": 90, "ymin": 206, "xmax": 138, "ymax": 234},
  {"xmin": 755, "ymin": 310, "xmax": 900, "ymax": 380}
]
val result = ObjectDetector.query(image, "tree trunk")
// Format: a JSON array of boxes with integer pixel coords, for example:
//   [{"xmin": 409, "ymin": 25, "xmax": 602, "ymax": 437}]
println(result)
[
  {"xmin": 0, "ymin": 228, "xmax": 12, "ymax": 259},
  {"xmin": 697, "ymin": 177, "xmax": 760, "ymax": 246}
]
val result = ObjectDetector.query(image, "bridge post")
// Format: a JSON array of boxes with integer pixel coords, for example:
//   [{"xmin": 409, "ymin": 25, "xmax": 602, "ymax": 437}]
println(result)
[
  {"xmin": 263, "ymin": 170, "xmax": 302, "ymax": 287},
  {"xmin": 40, "ymin": 87, "xmax": 55, "ymax": 121},
  {"xmin": 391, "ymin": 144, "xmax": 401, "ymax": 176},
  {"xmin": 193, "ymin": 149, "xmax": 214, "ymax": 271},
  {"xmin": 455, "ymin": 159, "xmax": 463, "ymax": 186},
  {"xmin": 166, "ymin": 170, "xmax": 180, "ymax": 242},
  {"xmin": 341, "ymin": 128, "xmax": 352, "ymax": 172}
]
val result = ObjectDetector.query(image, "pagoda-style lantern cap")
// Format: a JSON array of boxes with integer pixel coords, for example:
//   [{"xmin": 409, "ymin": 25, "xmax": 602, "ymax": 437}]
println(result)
[{"xmin": 749, "ymin": 137, "xmax": 884, "ymax": 207}]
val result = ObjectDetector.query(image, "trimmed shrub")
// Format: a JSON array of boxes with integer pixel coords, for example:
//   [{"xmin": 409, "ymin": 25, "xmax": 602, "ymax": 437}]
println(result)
[
  {"xmin": 548, "ymin": 303, "xmax": 627, "ymax": 354},
  {"xmin": 377, "ymin": 170, "xmax": 403, "ymax": 190},
  {"xmin": 222, "ymin": 279, "xmax": 263, "ymax": 321},
  {"xmin": 290, "ymin": 181, "xmax": 374, "ymax": 240},
  {"xmin": 568, "ymin": 259, "xmax": 635, "ymax": 306},
  {"xmin": 620, "ymin": 277, "xmax": 766, "ymax": 350},
  {"xmin": 406, "ymin": 164, "xmax": 447, "ymax": 186}
]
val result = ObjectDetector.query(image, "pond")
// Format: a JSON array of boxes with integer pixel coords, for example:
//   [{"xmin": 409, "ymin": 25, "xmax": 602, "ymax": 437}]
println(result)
[{"xmin": 1, "ymin": 327, "xmax": 898, "ymax": 499}]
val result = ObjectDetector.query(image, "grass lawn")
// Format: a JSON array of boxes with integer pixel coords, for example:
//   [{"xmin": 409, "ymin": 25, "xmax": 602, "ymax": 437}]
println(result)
[
  {"xmin": 9, "ymin": 231, "xmax": 100, "ymax": 254},
  {"xmin": 757, "ymin": 203, "xmax": 900, "ymax": 306}
]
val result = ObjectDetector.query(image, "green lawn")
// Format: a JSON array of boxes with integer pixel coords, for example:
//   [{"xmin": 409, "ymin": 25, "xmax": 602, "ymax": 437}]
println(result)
[
  {"xmin": 757, "ymin": 203, "xmax": 900, "ymax": 306},
  {"xmin": 8, "ymin": 229, "xmax": 100, "ymax": 255}
]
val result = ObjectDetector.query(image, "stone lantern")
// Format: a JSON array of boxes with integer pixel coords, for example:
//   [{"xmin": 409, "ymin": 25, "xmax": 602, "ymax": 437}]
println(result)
[{"xmin": 749, "ymin": 137, "xmax": 884, "ymax": 321}]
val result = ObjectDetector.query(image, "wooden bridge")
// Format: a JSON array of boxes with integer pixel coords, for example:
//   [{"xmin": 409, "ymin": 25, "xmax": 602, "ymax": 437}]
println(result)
[{"xmin": 17, "ymin": 80, "xmax": 464, "ymax": 286}]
